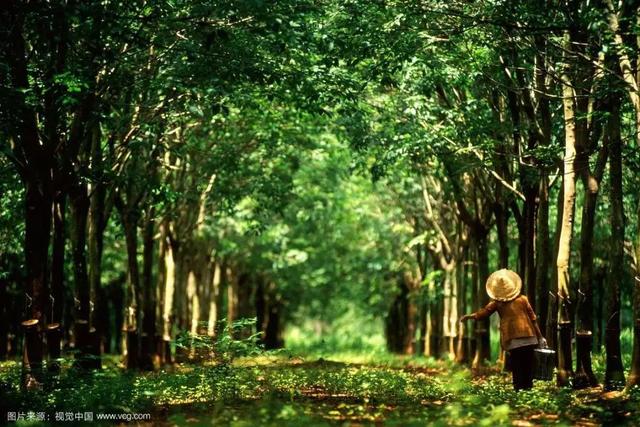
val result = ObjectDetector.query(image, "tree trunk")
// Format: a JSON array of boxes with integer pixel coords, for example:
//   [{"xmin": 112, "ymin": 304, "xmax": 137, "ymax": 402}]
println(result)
[
  {"xmin": 174, "ymin": 250, "xmax": 189, "ymax": 333},
  {"xmin": 108, "ymin": 275, "xmax": 125, "ymax": 354},
  {"xmin": 188, "ymin": 270, "xmax": 200, "ymax": 336},
  {"xmin": 472, "ymin": 232, "xmax": 490, "ymax": 370},
  {"xmin": 187, "ymin": 267, "xmax": 201, "ymax": 359},
  {"xmin": 534, "ymin": 36, "xmax": 553, "ymax": 344},
  {"xmin": 427, "ymin": 267, "xmax": 443, "ymax": 358},
  {"xmin": 70, "ymin": 186, "xmax": 92, "ymax": 368},
  {"xmin": 594, "ymin": 266, "xmax": 605, "ymax": 353},
  {"xmin": 605, "ymin": 100, "xmax": 625, "ymax": 390},
  {"xmin": 456, "ymin": 250, "xmax": 470, "ymax": 364},
  {"xmin": 207, "ymin": 262, "xmax": 222, "ymax": 337},
  {"xmin": 139, "ymin": 212, "xmax": 156, "ymax": 370},
  {"xmin": 227, "ymin": 270, "xmax": 254, "ymax": 339},
  {"xmin": 418, "ymin": 295, "xmax": 427, "ymax": 356},
  {"xmin": 448, "ymin": 266, "xmax": 458, "ymax": 358},
  {"xmin": 87, "ymin": 125, "xmax": 106, "ymax": 365},
  {"xmin": 469, "ymin": 244, "xmax": 479, "ymax": 363},
  {"xmin": 523, "ymin": 185, "xmax": 538, "ymax": 310},
  {"xmin": 495, "ymin": 199, "xmax": 509, "ymax": 269},
  {"xmin": 441, "ymin": 267, "xmax": 457, "ymax": 358},
  {"xmin": 556, "ymin": 73, "xmax": 577, "ymax": 387},
  {"xmin": 629, "ymin": 199, "xmax": 640, "ymax": 387},
  {"xmin": 386, "ymin": 274, "xmax": 409, "ymax": 354},
  {"xmin": 414, "ymin": 241, "xmax": 426, "ymax": 354},
  {"xmin": 403, "ymin": 272, "xmax": 418, "ymax": 355},
  {"xmin": 547, "ymin": 182, "xmax": 563, "ymax": 354},
  {"xmin": 263, "ymin": 305, "xmax": 283, "ymax": 350},
  {"xmin": 536, "ymin": 176, "xmax": 551, "ymax": 341},
  {"xmin": 121, "ymin": 207, "xmax": 141, "ymax": 369},
  {"xmin": 49, "ymin": 189, "xmax": 65, "ymax": 371},
  {"xmin": 262, "ymin": 282, "xmax": 284, "ymax": 350},
  {"xmin": 385, "ymin": 299, "xmax": 403, "ymax": 353},
  {"xmin": 22, "ymin": 179, "xmax": 52, "ymax": 389},
  {"xmin": 255, "ymin": 277, "xmax": 266, "ymax": 338},
  {"xmin": 574, "ymin": 159, "xmax": 602, "ymax": 388},
  {"xmin": 161, "ymin": 231, "xmax": 176, "ymax": 364}
]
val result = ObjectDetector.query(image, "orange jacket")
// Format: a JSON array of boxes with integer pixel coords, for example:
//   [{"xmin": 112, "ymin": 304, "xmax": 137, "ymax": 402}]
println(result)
[{"xmin": 472, "ymin": 295, "xmax": 538, "ymax": 349}]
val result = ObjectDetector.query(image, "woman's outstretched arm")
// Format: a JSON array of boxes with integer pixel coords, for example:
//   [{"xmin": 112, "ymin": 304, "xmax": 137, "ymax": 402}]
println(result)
[{"xmin": 459, "ymin": 300, "xmax": 498, "ymax": 322}]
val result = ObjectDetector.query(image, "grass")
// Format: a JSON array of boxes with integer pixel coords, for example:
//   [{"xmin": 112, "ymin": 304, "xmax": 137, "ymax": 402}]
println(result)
[{"xmin": 2, "ymin": 349, "xmax": 640, "ymax": 426}]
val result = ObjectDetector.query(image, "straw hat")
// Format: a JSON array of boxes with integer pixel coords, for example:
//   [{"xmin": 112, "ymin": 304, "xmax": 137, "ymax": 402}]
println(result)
[{"xmin": 486, "ymin": 269, "xmax": 522, "ymax": 302}]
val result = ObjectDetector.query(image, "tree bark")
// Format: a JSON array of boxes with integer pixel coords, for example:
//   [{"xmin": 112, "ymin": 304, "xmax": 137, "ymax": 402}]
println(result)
[
  {"xmin": 522, "ymin": 185, "xmax": 538, "ymax": 310},
  {"xmin": 574, "ymin": 153, "xmax": 605, "ymax": 388},
  {"xmin": 22, "ymin": 180, "xmax": 52, "ymax": 389},
  {"xmin": 535, "ymin": 176, "xmax": 551, "ymax": 342},
  {"xmin": 447, "ymin": 266, "xmax": 458, "ymax": 358},
  {"xmin": 594, "ymin": 266, "xmax": 605, "ymax": 353},
  {"xmin": 70, "ymin": 184, "xmax": 92, "ymax": 368},
  {"xmin": 139, "ymin": 211, "xmax": 156, "ymax": 370},
  {"xmin": 456, "ymin": 249, "xmax": 470, "ymax": 364},
  {"xmin": 402, "ymin": 272, "xmax": 419, "ymax": 355},
  {"xmin": 386, "ymin": 274, "xmax": 410, "ymax": 354},
  {"xmin": 227, "ymin": 270, "xmax": 254, "ymax": 339},
  {"xmin": 49, "ymin": 188, "xmax": 65, "ymax": 370},
  {"xmin": 495, "ymin": 195, "xmax": 509, "ymax": 269},
  {"xmin": 173, "ymin": 249, "xmax": 188, "ymax": 333},
  {"xmin": 188, "ymin": 270, "xmax": 200, "ymax": 336},
  {"xmin": 262, "ymin": 282, "xmax": 285, "ymax": 350},
  {"xmin": 440, "ymin": 267, "xmax": 457, "ymax": 358},
  {"xmin": 207, "ymin": 261, "xmax": 222, "ymax": 337},
  {"xmin": 547, "ymin": 181, "xmax": 563, "ymax": 354},
  {"xmin": 119, "ymin": 203, "xmax": 141, "ymax": 369},
  {"xmin": 109, "ymin": 274, "xmax": 125, "ymax": 354},
  {"xmin": 255, "ymin": 277, "xmax": 266, "ymax": 339},
  {"xmin": 427, "ymin": 266, "xmax": 443, "ymax": 358},
  {"xmin": 88, "ymin": 124, "xmax": 107, "ymax": 365},
  {"xmin": 605, "ymin": 99, "xmax": 625, "ymax": 390},
  {"xmin": 556, "ymin": 68, "xmax": 577, "ymax": 387},
  {"xmin": 629, "ymin": 199, "xmax": 640, "ymax": 387},
  {"xmin": 161, "ymin": 230, "xmax": 176, "ymax": 364},
  {"xmin": 472, "ymin": 232, "xmax": 491, "ymax": 370}
]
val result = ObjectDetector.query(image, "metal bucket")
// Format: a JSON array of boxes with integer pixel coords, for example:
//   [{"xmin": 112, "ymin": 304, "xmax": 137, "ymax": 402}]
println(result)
[{"xmin": 533, "ymin": 348, "xmax": 556, "ymax": 381}]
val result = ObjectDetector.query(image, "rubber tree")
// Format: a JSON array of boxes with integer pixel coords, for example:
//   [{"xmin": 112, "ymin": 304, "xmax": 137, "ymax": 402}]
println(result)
[
  {"xmin": 604, "ymin": 92, "xmax": 626, "ymax": 390},
  {"xmin": 573, "ymin": 54, "xmax": 607, "ymax": 390},
  {"xmin": 3, "ymin": 1, "xmax": 57, "ymax": 389},
  {"xmin": 556, "ymin": 36, "xmax": 578, "ymax": 386}
]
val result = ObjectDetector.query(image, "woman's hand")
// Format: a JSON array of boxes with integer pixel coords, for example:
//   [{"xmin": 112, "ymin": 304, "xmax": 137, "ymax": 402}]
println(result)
[
  {"xmin": 459, "ymin": 314, "xmax": 474, "ymax": 323},
  {"xmin": 538, "ymin": 337, "xmax": 547, "ymax": 348}
]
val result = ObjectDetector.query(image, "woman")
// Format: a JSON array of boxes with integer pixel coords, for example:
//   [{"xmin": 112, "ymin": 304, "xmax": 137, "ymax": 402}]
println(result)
[{"xmin": 460, "ymin": 268, "xmax": 546, "ymax": 391}]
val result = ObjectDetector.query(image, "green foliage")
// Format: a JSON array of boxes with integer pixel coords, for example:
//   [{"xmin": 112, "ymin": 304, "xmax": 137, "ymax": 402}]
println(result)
[{"xmin": 175, "ymin": 318, "xmax": 264, "ymax": 364}]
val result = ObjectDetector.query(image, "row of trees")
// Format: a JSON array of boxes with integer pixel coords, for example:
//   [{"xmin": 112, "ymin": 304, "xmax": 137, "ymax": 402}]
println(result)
[
  {"xmin": 0, "ymin": 0, "xmax": 333, "ymax": 386},
  {"xmin": 1, "ymin": 0, "xmax": 640, "ymax": 393},
  {"xmin": 349, "ymin": 0, "xmax": 640, "ymax": 390},
  {"xmin": 1, "ymin": 0, "xmax": 409, "ymax": 389}
]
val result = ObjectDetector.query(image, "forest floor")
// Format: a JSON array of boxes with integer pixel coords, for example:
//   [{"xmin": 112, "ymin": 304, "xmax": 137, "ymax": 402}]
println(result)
[{"xmin": 1, "ymin": 352, "xmax": 640, "ymax": 426}]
